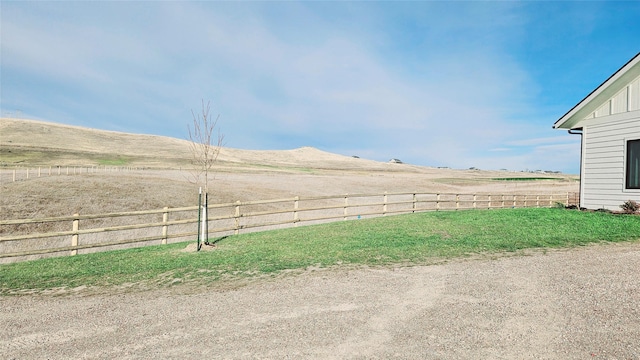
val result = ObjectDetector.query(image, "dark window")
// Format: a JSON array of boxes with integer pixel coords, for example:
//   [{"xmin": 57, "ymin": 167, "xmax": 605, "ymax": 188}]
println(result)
[{"xmin": 627, "ymin": 139, "xmax": 640, "ymax": 189}]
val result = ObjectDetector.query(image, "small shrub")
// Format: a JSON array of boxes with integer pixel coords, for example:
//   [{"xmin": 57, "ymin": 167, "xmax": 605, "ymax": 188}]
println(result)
[
  {"xmin": 553, "ymin": 202, "xmax": 566, "ymax": 209},
  {"xmin": 620, "ymin": 200, "xmax": 639, "ymax": 214}
]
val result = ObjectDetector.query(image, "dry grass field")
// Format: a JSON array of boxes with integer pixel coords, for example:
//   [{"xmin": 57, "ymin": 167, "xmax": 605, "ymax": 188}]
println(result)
[{"xmin": 1, "ymin": 117, "xmax": 579, "ymax": 221}]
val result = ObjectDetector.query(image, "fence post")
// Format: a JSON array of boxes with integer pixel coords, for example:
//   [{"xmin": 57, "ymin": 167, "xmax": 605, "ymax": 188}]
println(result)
[
  {"xmin": 234, "ymin": 201, "xmax": 241, "ymax": 235},
  {"xmin": 71, "ymin": 214, "xmax": 79, "ymax": 256},
  {"xmin": 501, "ymin": 195, "xmax": 505, "ymax": 208},
  {"xmin": 26, "ymin": 168, "xmax": 29, "ymax": 179},
  {"xmin": 488, "ymin": 194, "xmax": 492, "ymax": 209},
  {"xmin": 513, "ymin": 195, "xmax": 517, "ymax": 208},
  {"xmin": 436, "ymin": 194, "xmax": 440, "ymax": 211},
  {"xmin": 343, "ymin": 195, "xmax": 348, "ymax": 220},
  {"xmin": 524, "ymin": 195, "xmax": 527, "ymax": 208},
  {"xmin": 473, "ymin": 194, "xmax": 477, "ymax": 209},
  {"xmin": 412, "ymin": 193, "xmax": 417, "ymax": 213},
  {"xmin": 162, "ymin": 207, "xmax": 169, "ymax": 245},
  {"xmin": 383, "ymin": 192, "xmax": 388, "ymax": 216},
  {"xmin": 12, "ymin": 169, "xmax": 16, "ymax": 182},
  {"xmin": 294, "ymin": 196, "xmax": 300, "ymax": 226},
  {"xmin": 456, "ymin": 194, "xmax": 460, "ymax": 210},
  {"xmin": 536, "ymin": 195, "xmax": 540, "ymax": 208},
  {"xmin": 58, "ymin": 166, "xmax": 61, "ymax": 175}
]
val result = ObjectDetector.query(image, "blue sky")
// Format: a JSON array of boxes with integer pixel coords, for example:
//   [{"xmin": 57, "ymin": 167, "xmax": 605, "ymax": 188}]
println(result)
[{"xmin": 2, "ymin": 1, "xmax": 639, "ymax": 173}]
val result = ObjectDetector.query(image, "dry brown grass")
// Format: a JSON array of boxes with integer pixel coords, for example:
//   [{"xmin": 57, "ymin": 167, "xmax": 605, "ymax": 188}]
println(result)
[{"xmin": 1, "ymin": 117, "xmax": 579, "ymax": 222}]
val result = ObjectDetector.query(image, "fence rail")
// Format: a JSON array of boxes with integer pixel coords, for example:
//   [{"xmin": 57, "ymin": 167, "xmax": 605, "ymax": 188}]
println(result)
[
  {"xmin": 0, "ymin": 192, "xmax": 573, "ymax": 262},
  {"xmin": 0, "ymin": 165, "xmax": 143, "ymax": 183}
]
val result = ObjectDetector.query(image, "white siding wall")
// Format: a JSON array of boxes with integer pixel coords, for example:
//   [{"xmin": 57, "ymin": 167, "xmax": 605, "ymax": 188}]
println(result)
[
  {"xmin": 582, "ymin": 115, "xmax": 640, "ymax": 210},
  {"xmin": 630, "ymin": 76, "xmax": 640, "ymax": 111},
  {"xmin": 589, "ymin": 75, "xmax": 640, "ymax": 119}
]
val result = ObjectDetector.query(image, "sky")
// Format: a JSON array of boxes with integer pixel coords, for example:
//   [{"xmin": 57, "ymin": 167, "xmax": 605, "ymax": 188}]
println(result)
[{"xmin": 1, "ymin": 1, "xmax": 639, "ymax": 174}]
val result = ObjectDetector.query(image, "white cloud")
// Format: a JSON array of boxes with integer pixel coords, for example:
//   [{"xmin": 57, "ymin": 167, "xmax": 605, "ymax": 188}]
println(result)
[{"xmin": 1, "ymin": 1, "xmax": 591, "ymax": 173}]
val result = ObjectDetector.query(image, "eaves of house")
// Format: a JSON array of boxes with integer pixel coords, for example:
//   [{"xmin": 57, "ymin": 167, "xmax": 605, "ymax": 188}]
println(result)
[{"xmin": 553, "ymin": 52, "xmax": 640, "ymax": 130}]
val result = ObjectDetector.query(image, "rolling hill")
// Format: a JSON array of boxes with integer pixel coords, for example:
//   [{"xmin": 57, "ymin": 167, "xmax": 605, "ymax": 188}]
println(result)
[{"xmin": 0, "ymin": 117, "xmax": 399, "ymax": 171}]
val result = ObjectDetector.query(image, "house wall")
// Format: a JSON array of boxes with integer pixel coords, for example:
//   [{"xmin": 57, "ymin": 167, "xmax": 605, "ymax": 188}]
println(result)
[
  {"xmin": 586, "ymin": 75, "xmax": 640, "ymax": 119},
  {"xmin": 581, "ymin": 112, "xmax": 640, "ymax": 210}
]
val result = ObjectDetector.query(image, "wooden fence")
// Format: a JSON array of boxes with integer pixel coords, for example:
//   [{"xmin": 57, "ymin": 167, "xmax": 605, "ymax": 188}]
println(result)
[
  {"xmin": 0, "ymin": 192, "xmax": 571, "ymax": 263},
  {"xmin": 1, "ymin": 166, "xmax": 142, "ymax": 182},
  {"xmin": 567, "ymin": 192, "xmax": 580, "ymax": 207}
]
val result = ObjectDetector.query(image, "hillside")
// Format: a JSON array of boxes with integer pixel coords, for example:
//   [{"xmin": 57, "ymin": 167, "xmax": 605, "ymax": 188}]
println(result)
[
  {"xmin": 0, "ymin": 117, "xmax": 579, "ymax": 225},
  {"xmin": 0, "ymin": 118, "xmax": 395, "ymax": 171},
  {"xmin": 0, "ymin": 117, "xmax": 579, "ymax": 183}
]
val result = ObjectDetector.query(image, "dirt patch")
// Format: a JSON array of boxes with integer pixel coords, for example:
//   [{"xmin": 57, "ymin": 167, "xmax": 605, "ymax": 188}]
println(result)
[{"xmin": 180, "ymin": 242, "xmax": 218, "ymax": 253}]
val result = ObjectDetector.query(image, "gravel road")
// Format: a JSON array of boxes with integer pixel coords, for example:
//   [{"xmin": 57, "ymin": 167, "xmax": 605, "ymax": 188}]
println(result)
[{"xmin": 2, "ymin": 242, "xmax": 639, "ymax": 359}]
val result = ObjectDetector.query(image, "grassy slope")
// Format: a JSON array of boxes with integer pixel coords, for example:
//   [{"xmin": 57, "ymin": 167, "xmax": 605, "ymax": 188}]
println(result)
[
  {"xmin": 0, "ymin": 118, "xmax": 394, "ymax": 171},
  {"xmin": 1, "ymin": 208, "xmax": 638, "ymax": 293},
  {"xmin": 0, "ymin": 118, "xmax": 194, "ymax": 167},
  {"xmin": 1, "ymin": 118, "xmax": 578, "ymax": 179}
]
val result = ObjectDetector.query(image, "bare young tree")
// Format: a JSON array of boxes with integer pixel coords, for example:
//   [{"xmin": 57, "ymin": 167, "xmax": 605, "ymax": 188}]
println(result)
[
  {"xmin": 188, "ymin": 100, "xmax": 224, "ymax": 249},
  {"xmin": 187, "ymin": 99, "xmax": 225, "ymax": 194}
]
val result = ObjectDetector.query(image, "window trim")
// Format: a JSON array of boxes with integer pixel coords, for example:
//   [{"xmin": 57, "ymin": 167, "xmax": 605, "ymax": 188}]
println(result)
[{"xmin": 626, "ymin": 138, "xmax": 640, "ymax": 190}]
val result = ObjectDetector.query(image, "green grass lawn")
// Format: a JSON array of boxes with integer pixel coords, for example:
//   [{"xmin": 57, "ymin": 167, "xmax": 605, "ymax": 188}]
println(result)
[{"xmin": 1, "ymin": 208, "xmax": 639, "ymax": 293}]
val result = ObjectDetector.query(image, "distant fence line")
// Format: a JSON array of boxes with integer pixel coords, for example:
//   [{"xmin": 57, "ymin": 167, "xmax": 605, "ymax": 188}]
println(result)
[
  {"xmin": 2, "ymin": 165, "xmax": 143, "ymax": 182},
  {"xmin": 0, "ymin": 192, "xmax": 577, "ymax": 263}
]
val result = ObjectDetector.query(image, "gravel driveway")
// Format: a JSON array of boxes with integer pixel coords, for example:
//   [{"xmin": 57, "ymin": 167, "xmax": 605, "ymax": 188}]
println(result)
[{"xmin": 2, "ymin": 241, "xmax": 639, "ymax": 359}]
